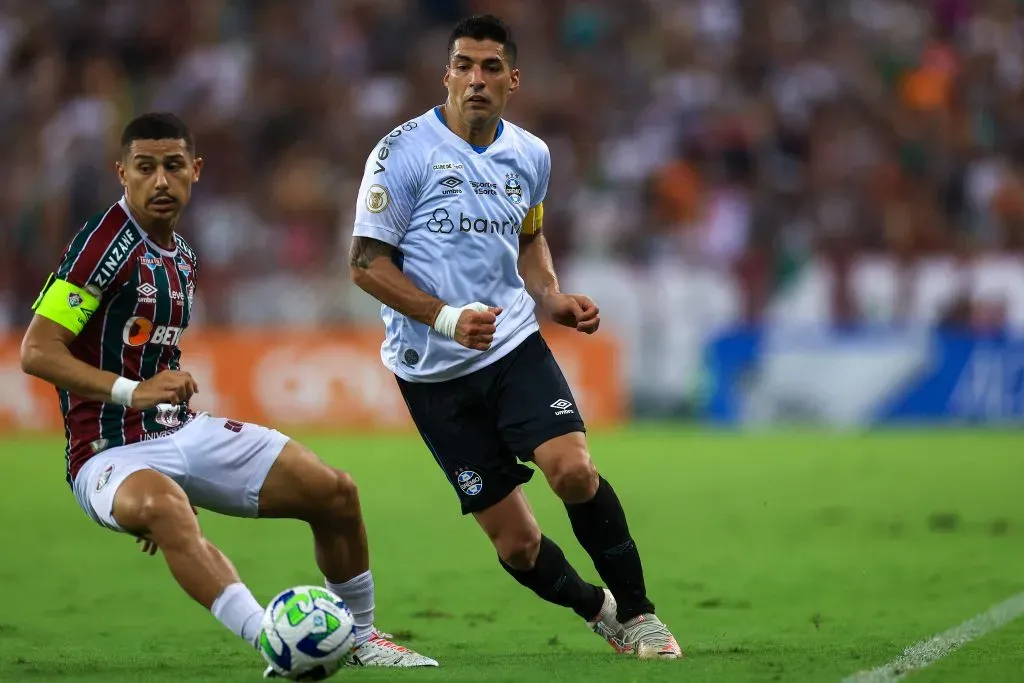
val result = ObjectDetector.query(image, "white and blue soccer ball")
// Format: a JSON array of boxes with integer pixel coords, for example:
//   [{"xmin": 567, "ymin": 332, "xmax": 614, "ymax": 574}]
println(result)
[{"xmin": 258, "ymin": 586, "xmax": 356, "ymax": 681}]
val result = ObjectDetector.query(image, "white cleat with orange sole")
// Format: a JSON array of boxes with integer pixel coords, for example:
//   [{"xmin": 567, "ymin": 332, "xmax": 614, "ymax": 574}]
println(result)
[
  {"xmin": 588, "ymin": 588, "xmax": 631, "ymax": 654},
  {"xmin": 345, "ymin": 630, "xmax": 439, "ymax": 667},
  {"xmin": 262, "ymin": 630, "xmax": 437, "ymax": 679},
  {"xmin": 621, "ymin": 613, "xmax": 683, "ymax": 659}
]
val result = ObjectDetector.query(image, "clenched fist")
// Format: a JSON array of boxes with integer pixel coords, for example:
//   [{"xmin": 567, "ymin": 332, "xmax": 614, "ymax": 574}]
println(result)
[
  {"xmin": 455, "ymin": 306, "xmax": 503, "ymax": 351},
  {"xmin": 132, "ymin": 370, "xmax": 198, "ymax": 410}
]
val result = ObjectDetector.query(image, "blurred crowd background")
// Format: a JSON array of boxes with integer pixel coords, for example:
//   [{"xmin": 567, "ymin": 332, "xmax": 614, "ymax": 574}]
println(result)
[{"xmin": 2, "ymin": 0, "xmax": 1023, "ymax": 331}]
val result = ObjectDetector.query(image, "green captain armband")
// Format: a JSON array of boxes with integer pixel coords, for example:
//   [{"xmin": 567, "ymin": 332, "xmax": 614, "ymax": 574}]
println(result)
[{"xmin": 31, "ymin": 274, "xmax": 102, "ymax": 335}]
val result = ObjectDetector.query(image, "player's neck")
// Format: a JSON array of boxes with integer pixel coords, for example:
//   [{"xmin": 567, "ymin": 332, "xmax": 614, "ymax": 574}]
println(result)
[
  {"xmin": 442, "ymin": 101, "xmax": 500, "ymax": 148},
  {"xmin": 125, "ymin": 198, "xmax": 177, "ymax": 250},
  {"xmin": 142, "ymin": 222, "xmax": 177, "ymax": 251}
]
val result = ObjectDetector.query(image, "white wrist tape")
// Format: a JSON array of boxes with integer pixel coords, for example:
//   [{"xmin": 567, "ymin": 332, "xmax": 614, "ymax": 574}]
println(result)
[
  {"xmin": 111, "ymin": 377, "xmax": 140, "ymax": 407},
  {"xmin": 433, "ymin": 302, "xmax": 489, "ymax": 339}
]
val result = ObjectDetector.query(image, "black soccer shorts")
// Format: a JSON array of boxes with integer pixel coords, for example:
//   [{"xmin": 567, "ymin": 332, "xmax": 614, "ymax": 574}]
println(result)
[{"xmin": 396, "ymin": 332, "xmax": 586, "ymax": 514}]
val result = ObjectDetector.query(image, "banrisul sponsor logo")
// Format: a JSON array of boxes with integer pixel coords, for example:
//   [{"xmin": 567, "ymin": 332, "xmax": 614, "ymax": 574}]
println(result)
[
  {"xmin": 424, "ymin": 208, "xmax": 522, "ymax": 235},
  {"xmin": 458, "ymin": 212, "xmax": 522, "ymax": 235}
]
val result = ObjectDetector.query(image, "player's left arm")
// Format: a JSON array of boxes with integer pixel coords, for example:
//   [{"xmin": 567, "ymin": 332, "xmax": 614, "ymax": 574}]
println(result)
[
  {"xmin": 517, "ymin": 144, "xmax": 600, "ymax": 334},
  {"xmin": 518, "ymin": 206, "xmax": 559, "ymax": 303},
  {"xmin": 518, "ymin": 214, "xmax": 599, "ymax": 334}
]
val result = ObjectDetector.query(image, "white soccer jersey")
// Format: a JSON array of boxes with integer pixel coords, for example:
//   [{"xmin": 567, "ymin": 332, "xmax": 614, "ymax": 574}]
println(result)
[{"xmin": 352, "ymin": 106, "xmax": 551, "ymax": 383}]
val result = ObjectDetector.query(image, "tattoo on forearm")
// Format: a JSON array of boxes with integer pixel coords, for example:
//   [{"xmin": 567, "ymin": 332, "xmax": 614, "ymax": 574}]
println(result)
[{"xmin": 349, "ymin": 237, "xmax": 393, "ymax": 269}]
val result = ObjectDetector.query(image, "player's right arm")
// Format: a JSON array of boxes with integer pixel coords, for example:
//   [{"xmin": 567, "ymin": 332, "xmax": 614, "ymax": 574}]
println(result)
[
  {"xmin": 20, "ymin": 236, "xmax": 196, "ymax": 409},
  {"xmin": 20, "ymin": 315, "xmax": 196, "ymax": 409},
  {"xmin": 348, "ymin": 236, "xmax": 448, "ymax": 328},
  {"xmin": 349, "ymin": 134, "xmax": 499, "ymax": 350}
]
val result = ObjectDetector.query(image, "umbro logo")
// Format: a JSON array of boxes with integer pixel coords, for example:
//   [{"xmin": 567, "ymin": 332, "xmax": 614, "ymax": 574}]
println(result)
[
  {"xmin": 137, "ymin": 282, "xmax": 158, "ymax": 303},
  {"xmin": 439, "ymin": 176, "xmax": 464, "ymax": 195},
  {"xmin": 551, "ymin": 399, "xmax": 575, "ymax": 416}
]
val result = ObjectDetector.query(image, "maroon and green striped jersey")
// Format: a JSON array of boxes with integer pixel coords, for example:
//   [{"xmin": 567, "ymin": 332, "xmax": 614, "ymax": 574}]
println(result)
[{"xmin": 53, "ymin": 198, "xmax": 200, "ymax": 484}]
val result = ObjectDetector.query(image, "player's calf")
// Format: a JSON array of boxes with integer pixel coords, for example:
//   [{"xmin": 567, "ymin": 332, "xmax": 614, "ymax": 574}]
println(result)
[
  {"xmin": 534, "ymin": 434, "xmax": 656, "ymax": 624},
  {"xmin": 113, "ymin": 470, "xmax": 239, "ymax": 607},
  {"xmin": 482, "ymin": 507, "xmax": 541, "ymax": 571},
  {"xmin": 476, "ymin": 488, "xmax": 606, "ymax": 621},
  {"xmin": 258, "ymin": 443, "xmax": 368, "ymax": 579},
  {"xmin": 111, "ymin": 469, "xmax": 264, "ymax": 645},
  {"xmin": 256, "ymin": 440, "xmax": 434, "ymax": 663},
  {"xmin": 258, "ymin": 442, "xmax": 375, "ymax": 643}
]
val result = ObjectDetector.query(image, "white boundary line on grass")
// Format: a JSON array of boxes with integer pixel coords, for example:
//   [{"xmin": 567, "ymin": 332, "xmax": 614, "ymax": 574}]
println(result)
[{"xmin": 841, "ymin": 592, "xmax": 1024, "ymax": 683}]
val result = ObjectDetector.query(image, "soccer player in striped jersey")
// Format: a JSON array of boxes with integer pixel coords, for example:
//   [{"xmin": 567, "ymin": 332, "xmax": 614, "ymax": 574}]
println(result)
[{"xmin": 20, "ymin": 113, "xmax": 436, "ymax": 674}]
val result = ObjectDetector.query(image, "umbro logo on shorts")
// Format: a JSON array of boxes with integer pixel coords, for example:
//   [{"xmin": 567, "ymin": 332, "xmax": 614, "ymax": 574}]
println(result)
[{"xmin": 551, "ymin": 399, "xmax": 574, "ymax": 416}]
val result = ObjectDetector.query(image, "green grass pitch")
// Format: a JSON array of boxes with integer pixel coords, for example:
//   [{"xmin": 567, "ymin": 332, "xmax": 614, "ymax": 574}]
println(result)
[{"xmin": 1, "ymin": 428, "xmax": 1022, "ymax": 682}]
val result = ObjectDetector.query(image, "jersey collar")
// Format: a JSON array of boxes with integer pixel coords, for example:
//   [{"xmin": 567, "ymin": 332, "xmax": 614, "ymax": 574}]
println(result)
[
  {"xmin": 118, "ymin": 196, "xmax": 179, "ymax": 257},
  {"xmin": 432, "ymin": 106, "xmax": 505, "ymax": 154}
]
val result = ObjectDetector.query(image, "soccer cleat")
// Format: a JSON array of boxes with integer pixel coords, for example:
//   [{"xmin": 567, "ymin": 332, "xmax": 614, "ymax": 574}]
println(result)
[
  {"xmin": 345, "ymin": 630, "xmax": 439, "ymax": 667},
  {"xmin": 588, "ymin": 588, "xmax": 631, "ymax": 653},
  {"xmin": 262, "ymin": 630, "xmax": 436, "ymax": 678},
  {"xmin": 621, "ymin": 613, "xmax": 683, "ymax": 659}
]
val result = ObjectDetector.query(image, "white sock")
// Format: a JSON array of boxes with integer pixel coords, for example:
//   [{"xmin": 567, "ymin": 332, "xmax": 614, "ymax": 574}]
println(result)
[
  {"xmin": 211, "ymin": 582, "xmax": 264, "ymax": 648},
  {"xmin": 326, "ymin": 570, "xmax": 374, "ymax": 646}
]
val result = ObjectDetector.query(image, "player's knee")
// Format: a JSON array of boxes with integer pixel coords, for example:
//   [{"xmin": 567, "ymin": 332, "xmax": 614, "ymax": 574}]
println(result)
[
  {"xmin": 129, "ymin": 491, "xmax": 194, "ymax": 539},
  {"xmin": 495, "ymin": 524, "xmax": 542, "ymax": 571},
  {"xmin": 319, "ymin": 468, "xmax": 361, "ymax": 522},
  {"xmin": 546, "ymin": 450, "xmax": 599, "ymax": 504}
]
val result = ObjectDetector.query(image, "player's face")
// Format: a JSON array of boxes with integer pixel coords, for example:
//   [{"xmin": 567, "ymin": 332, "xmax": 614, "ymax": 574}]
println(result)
[
  {"xmin": 444, "ymin": 38, "xmax": 519, "ymax": 127},
  {"xmin": 116, "ymin": 139, "xmax": 202, "ymax": 224}
]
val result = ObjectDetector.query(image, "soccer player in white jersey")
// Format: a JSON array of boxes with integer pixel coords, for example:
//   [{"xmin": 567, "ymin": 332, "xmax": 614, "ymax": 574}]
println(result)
[
  {"xmin": 349, "ymin": 15, "xmax": 681, "ymax": 659},
  {"xmin": 20, "ymin": 113, "xmax": 436, "ymax": 675}
]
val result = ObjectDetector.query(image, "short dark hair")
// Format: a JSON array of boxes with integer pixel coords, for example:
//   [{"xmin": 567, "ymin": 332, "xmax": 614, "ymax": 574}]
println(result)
[
  {"xmin": 448, "ymin": 14, "xmax": 517, "ymax": 67},
  {"xmin": 120, "ymin": 113, "xmax": 195, "ymax": 157}
]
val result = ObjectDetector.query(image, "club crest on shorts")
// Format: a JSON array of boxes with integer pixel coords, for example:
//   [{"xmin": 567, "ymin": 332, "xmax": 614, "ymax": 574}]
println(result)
[
  {"xmin": 67, "ymin": 292, "xmax": 83, "ymax": 308},
  {"xmin": 456, "ymin": 469, "xmax": 483, "ymax": 496},
  {"xmin": 96, "ymin": 465, "xmax": 114, "ymax": 491}
]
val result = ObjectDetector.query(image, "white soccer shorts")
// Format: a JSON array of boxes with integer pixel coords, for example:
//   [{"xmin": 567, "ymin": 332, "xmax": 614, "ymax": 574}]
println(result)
[{"xmin": 72, "ymin": 413, "xmax": 289, "ymax": 532}]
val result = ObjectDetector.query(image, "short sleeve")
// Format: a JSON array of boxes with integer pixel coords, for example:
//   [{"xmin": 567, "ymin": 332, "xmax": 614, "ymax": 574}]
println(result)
[
  {"xmin": 55, "ymin": 209, "xmax": 134, "ymax": 294},
  {"xmin": 34, "ymin": 209, "xmax": 136, "ymax": 334},
  {"xmin": 352, "ymin": 133, "xmax": 423, "ymax": 247},
  {"xmin": 532, "ymin": 140, "xmax": 551, "ymax": 208}
]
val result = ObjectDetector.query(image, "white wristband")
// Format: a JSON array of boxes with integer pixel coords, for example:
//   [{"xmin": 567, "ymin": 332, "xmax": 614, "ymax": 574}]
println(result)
[
  {"xmin": 432, "ymin": 302, "xmax": 488, "ymax": 339},
  {"xmin": 111, "ymin": 377, "xmax": 140, "ymax": 407}
]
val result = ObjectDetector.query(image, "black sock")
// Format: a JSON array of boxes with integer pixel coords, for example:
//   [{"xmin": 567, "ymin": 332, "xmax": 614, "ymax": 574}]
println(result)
[
  {"xmin": 499, "ymin": 535, "xmax": 606, "ymax": 621},
  {"xmin": 565, "ymin": 476, "xmax": 654, "ymax": 623}
]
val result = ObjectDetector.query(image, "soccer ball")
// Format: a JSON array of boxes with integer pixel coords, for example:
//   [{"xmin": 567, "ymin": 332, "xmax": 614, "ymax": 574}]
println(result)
[{"xmin": 258, "ymin": 586, "xmax": 357, "ymax": 681}]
